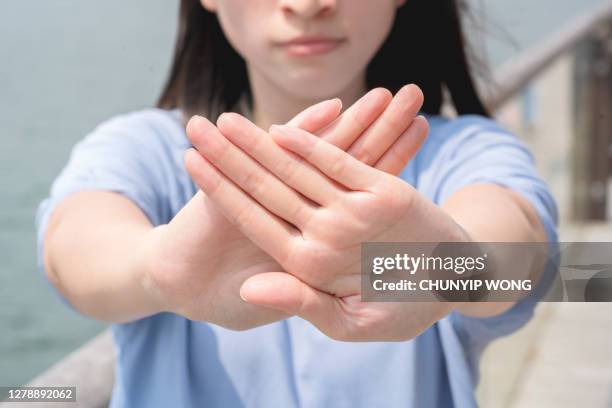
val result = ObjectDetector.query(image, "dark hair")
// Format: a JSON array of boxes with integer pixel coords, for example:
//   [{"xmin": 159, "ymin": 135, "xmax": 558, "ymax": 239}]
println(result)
[{"xmin": 157, "ymin": 0, "xmax": 489, "ymax": 121}]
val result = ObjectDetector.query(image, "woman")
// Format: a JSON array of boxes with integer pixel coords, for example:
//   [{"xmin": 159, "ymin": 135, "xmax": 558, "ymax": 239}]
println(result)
[{"xmin": 36, "ymin": 0, "xmax": 558, "ymax": 406}]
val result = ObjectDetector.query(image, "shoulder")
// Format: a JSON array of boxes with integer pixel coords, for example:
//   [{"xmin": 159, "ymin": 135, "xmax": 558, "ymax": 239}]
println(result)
[
  {"xmin": 46, "ymin": 108, "xmax": 196, "ymax": 224},
  {"xmin": 96, "ymin": 107, "xmax": 185, "ymax": 133},
  {"xmin": 408, "ymin": 114, "xmax": 532, "ymax": 175},
  {"xmin": 68, "ymin": 108, "xmax": 192, "ymax": 178},
  {"xmin": 425, "ymin": 114, "xmax": 520, "ymax": 148},
  {"xmin": 403, "ymin": 113, "xmax": 549, "ymax": 207},
  {"xmin": 85, "ymin": 108, "xmax": 189, "ymax": 150}
]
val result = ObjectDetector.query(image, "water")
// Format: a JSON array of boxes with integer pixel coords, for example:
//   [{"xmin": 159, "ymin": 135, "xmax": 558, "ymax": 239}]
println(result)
[{"xmin": 0, "ymin": 0, "xmax": 608, "ymax": 388}]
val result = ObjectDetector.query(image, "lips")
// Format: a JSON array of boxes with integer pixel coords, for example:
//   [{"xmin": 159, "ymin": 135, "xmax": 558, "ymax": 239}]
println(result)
[{"xmin": 277, "ymin": 36, "xmax": 346, "ymax": 57}]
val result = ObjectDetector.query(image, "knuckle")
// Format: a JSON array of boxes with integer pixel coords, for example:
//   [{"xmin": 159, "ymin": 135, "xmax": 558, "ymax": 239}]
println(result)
[
  {"xmin": 385, "ymin": 147, "xmax": 404, "ymax": 172},
  {"xmin": 244, "ymin": 127, "xmax": 264, "ymax": 153},
  {"xmin": 289, "ymin": 202, "xmax": 313, "ymax": 228},
  {"xmin": 328, "ymin": 154, "xmax": 346, "ymax": 178},
  {"xmin": 385, "ymin": 113, "xmax": 407, "ymax": 135},
  {"xmin": 278, "ymin": 157, "xmax": 300, "ymax": 184},
  {"xmin": 235, "ymin": 204, "xmax": 255, "ymax": 230},
  {"xmin": 197, "ymin": 170, "xmax": 223, "ymax": 197},
  {"xmin": 350, "ymin": 104, "xmax": 372, "ymax": 129},
  {"xmin": 214, "ymin": 138, "xmax": 232, "ymax": 163},
  {"xmin": 241, "ymin": 168, "xmax": 266, "ymax": 197},
  {"xmin": 354, "ymin": 147, "xmax": 374, "ymax": 165}
]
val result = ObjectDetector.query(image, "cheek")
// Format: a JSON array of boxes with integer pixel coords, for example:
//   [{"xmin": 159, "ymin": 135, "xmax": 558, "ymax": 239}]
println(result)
[
  {"xmin": 212, "ymin": 1, "xmax": 271, "ymax": 60},
  {"xmin": 344, "ymin": 1, "xmax": 397, "ymax": 63}
]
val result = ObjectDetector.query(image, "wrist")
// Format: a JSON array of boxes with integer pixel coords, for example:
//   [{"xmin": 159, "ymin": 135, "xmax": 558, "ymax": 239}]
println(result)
[{"xmin": 133, "ymin": 224, "xmax": 173, "ymax": 317}]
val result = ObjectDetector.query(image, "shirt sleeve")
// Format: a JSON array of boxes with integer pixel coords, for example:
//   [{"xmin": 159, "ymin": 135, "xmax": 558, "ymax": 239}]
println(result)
[
  {"xmin": 414, "ymin": 115, "xmax": 559, "ymax": 350},
  {"xmin": 35, "ymin": 109, "xmax": 185, "ymax": 309}
]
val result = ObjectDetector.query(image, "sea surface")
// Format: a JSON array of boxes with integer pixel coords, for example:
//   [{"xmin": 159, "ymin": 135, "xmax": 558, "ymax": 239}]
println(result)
[{"xmin": 0, "ymin": 0, "xmax": 608, "ymax": 387}]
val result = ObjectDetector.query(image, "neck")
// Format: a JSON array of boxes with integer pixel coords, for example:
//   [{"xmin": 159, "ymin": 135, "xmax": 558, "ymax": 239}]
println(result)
[{"xmin": 248, "ymin": 68, "xmax": 367, "ymax": 131}]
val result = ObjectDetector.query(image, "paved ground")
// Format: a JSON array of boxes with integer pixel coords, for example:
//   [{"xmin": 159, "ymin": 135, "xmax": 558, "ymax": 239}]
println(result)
[{"xmin": 478, "ymin": 301, "xmax": 612, "ymax": 407}]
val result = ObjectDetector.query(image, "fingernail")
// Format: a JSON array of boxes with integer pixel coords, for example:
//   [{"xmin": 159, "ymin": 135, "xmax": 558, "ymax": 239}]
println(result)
[
  {"xmin": 183, "ymin": 147, "xmax": 193, "ymax": 162},
  {"xmin": 399, "ymin": 84, "xmax": 421, "ymax": 104},
  {"xmin": 216, "ymin": 112, "xmax": 229, "ymax": 127},
  {"xmin": 218, "ymin": 112, "xmax": 243, "ymax": 129},
  {"xmin": 399, "ymin": 84, "xmax": 414, "ymax": 98},
  {"xmin": 186, "ymin": 115, "xmax": 206, "ymax": 134},
  {"xmin": 311, "ymin": 98, "xmax": 342, "ymax": 117},
  {"xmin": 364, "ymin": 88, "xmax": 390, "ymax": 108},
  {"xmin": 239, "ymin": 286, "xmax": 250, "ymax": 303},
  {"xmin": 332, "ymin": 98, "xmax": 344, "ymax": 113},
  {"xmin": 270, "ymin": 124, "xmax": 287, "ymax": 134}
]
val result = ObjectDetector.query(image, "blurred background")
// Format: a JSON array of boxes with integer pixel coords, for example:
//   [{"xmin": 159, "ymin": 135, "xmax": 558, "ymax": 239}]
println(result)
[{"xmin": 1, "ymin": 1, "xmax": 611, "ymax": 407}]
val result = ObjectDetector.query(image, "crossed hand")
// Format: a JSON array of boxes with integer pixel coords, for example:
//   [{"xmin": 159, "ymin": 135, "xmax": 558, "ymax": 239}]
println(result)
[{"xmin": 149, "ymin": 85, "xmax": 468, "ymax": 341}]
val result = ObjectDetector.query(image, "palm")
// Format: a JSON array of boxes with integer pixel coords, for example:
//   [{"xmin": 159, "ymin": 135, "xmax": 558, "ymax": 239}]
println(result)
[
  {"xmin": 182, "ymin": 85, "xmax": 430, "ymax": 332},
  {"xmin": 147, "ymin": 190, "xmax": 287, "ymax": 328},
  {"xmin": 189, "ymin": 111, "xmax": 468, "ymax": 341}
]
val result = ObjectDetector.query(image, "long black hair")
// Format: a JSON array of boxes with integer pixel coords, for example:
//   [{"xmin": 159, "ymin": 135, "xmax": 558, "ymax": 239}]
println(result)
[{"xmin": 157, "ymin": 0, "xmax": 489, "ymax": 121}]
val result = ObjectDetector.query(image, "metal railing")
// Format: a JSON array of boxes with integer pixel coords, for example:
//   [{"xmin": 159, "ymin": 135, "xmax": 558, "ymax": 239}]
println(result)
[
  {"xmin": 482, "ymin": 0, "xmax": 612, "ymax": 221},
  {"xmin": 3, "ymin": 2, "xmax": 612, "ymax": 407},
  {"xmin": 483, "ymin": 0, "xmax": 612, "ymax": 112}
]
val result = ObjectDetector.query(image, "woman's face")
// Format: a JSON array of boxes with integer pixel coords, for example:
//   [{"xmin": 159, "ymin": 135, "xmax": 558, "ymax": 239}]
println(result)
[{"xmin": 201, "ymin": 0, "xmax": 404, "ymax": 100}]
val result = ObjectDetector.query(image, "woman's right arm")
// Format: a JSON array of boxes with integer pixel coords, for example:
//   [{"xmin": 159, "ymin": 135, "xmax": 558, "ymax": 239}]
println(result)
[
  {"xmin": 40, "ymin": 101, "xmax": 349, "ymax": 326},
  {"xmin": 43, "ymin": 190, "xmax": 166, "ymax": 323},
  {"xmin": 43, "ymin": 85, "xmax": 424, "ymax": 326},
  {"xmin": 41, "ymin": 100, "xmax": 351, "ymax": 325}
]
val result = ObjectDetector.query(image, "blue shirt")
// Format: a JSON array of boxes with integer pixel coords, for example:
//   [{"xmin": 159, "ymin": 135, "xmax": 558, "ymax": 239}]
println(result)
[{"xmin": 36, "ymin": 109, "xmax": 558, "ymax": 408}]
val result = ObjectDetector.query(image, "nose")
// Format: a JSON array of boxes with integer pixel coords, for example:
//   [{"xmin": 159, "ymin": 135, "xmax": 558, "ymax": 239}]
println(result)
[{"xmin": 279, "ymin": 0, "xmax": 337, "ymax": 19}]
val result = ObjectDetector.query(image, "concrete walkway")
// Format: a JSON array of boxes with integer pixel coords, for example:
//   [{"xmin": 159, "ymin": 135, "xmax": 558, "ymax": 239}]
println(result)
[{"xmin": 478, "ymin": 302, "xmax": 612, "ymax": 407}]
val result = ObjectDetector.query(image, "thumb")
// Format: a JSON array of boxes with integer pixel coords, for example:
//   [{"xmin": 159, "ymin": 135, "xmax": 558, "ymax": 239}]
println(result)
[
  {"xmin": 285, "ymin": 99, "xmax": 343, "ymax": 135},
  {"xmin": 240, "ymin": 272, "xmax": 345, "ymax": 338}
]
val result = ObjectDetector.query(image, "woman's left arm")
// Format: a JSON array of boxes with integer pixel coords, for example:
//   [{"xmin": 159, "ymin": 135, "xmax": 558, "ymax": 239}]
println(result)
[{"xmin": 441, "ymin": 183, "xmax": 548, "ymax": 318}]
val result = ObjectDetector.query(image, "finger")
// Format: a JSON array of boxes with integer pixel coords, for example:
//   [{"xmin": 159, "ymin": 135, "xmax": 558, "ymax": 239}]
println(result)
[
  {"xmin": 347, "ymin": 84, "xmax": 424, "ymax": 165},
  {"xmin": 187, "ymin": 115, "xmax": 317, "ymax": 229},
  {"xmin": 217, "ymin": 113, "xmax": 343, "ymax": 206},
  {"xmin": 374, "ymin": 115, "xmax": 429, "ymax": 176},
  {"xmin": 240, "ymin": 272, "xmax": 346, "ymax": 340},
  {"xmin": 270, "ymin": 125, "xmax": 382, "ymax": 191},
  {"xmin": 286, "ymin": 98, "xmax": 343, "ymax": 133},
  {"xmin": 184, "ymin": 148, "xmax": 298, "ymax": 264},
  {"xmin": 319, "ymin": 88, "xmax": 392, "ymax": 149}
]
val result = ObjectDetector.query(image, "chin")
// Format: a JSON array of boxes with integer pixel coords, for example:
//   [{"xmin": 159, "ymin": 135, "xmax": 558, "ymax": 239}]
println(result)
[
  {"xmin": 286, "ymin": 83, "xmax": 339, "ymax": 100},
  {"xmin": 280, "ymin": 70, "xmax": 359, "ymax": 100}
]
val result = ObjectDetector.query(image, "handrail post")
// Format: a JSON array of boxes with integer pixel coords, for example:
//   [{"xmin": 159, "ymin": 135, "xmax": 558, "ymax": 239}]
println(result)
[{"xmin": 572, "ymin": 21, "xmax": 612, "ymax": 221}]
